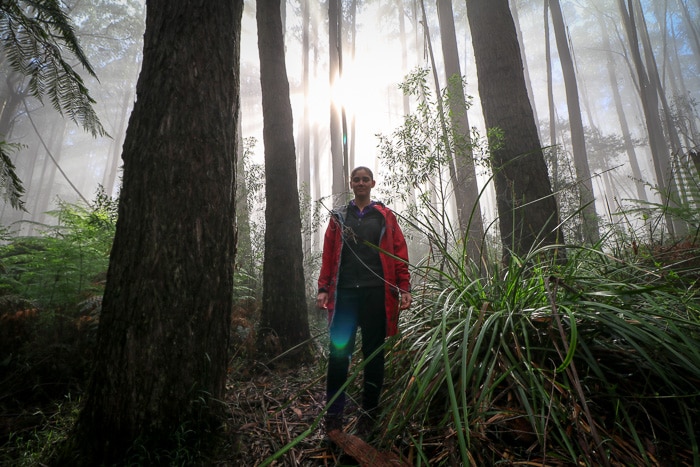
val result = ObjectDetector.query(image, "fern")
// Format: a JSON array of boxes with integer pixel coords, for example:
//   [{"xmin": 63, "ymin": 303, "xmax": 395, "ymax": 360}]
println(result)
[
  {"xmin": 0, "ymin": 140, "xmax": 26, "ymax": 210},
  {"xmin": 0, "ymin": 0, "xmax": 106, "ymax": 137},
  {"xmin": 0, "ymin": 189, "xmax": 116, "ymax": 307}
]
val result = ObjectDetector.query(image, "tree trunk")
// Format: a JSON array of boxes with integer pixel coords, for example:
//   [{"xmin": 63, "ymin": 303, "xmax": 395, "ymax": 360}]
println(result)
[
  {"xmin": 257, "ymin": 0, "xmax": 311, "ymax": 360},
  {"xmin": 64, "ymin": 2, "xmax": 243, "ymax": 464},
  {"xmin": 329, "ymin": 0, "xmax": 347, "ymax": 205},
  {"xmin": 544, "ymin": 0, "xmax": 560, "ymax": 192},
  {"xmin": 436, "ymin": 0, "xmax": 486, "ymax": 266},
  {"xmin": 677, "ymin": 0, "xmax": 700, "ymax": 64},
  {"xmin": 102, "ymin": 90, "xmax": 132, "ymax": 198},
  {"xmin": 549, "ymin": 0, "xmax": 600, "ymax": 245},
  {"xmin": 598, "ymin": 10, "xmax": 648, "ymax": 203},
  {"xmin": 31, "ymin": 118, "xmax": 68, "ymax": 230},
  {"xmin": 300, "ymin": 0, "xmax": 312, "ymax": 253},
  {"xmin": 635, "ymin": 2, "xmax": 683, "ymax": 155},
  {"xmin": 397, "ymin": 0, "xmax": 411, "ymax": 117},
  {"xmin": 510, "ymin": 0, "xmax": 541, "ymax": 139},
  {"xmin": 618, "ymin": 0, "xmax": 683, "ymax": 238},
  {"xmin": 466, "ymin": 0, "xmax": 563, "ymax": 261},
  {"xmin": 347, "ymin": 0, "xmax": 358, "ymax": 169}
]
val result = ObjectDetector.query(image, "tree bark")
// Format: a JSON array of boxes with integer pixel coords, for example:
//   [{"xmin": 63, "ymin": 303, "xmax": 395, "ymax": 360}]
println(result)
[
  {"xmin": 466, "ymin": 0, "xmax": 562, "ymax": 261},
  {"xmin": 544, "ymin": 0, "xmax": 559, "ymax": 192},
  {"xmin": 300, "ymin": 0, "xmax": 312, "ymax": 253},
  {"xmin": 549, "ymin": 0, "xmax": 600, "ymax": 245},
  {"xmin": 510, "ymin": 0, "xmax": 541, "ymax": 139},
  {"xmin": 256, "ymin": 0, "xmax": 311, "ymax": 360},
  {"xmin": 617, "ymin": 0, "xmax": 683, "ymax": 237},
  {"xmin": 635, "ymin": 2, "xmax": 683, "ymax": 155},
  {"xmin": 329, "ymin": 0, "xmax": 347, "ymax": 205},
  {"xmin": 436, "ymin": 0, "xmax": 486, "ymax": 265},
  {"xmin": 328, "ymin": 430, "xmax": 411, "ymax": 466},
  {"xmin": 598, "ymin": 10, "xmax": 648, "ymax": 203},
  {"xmin": 65, "ymin": 2, "xmax": 243, "ymax": 464}
]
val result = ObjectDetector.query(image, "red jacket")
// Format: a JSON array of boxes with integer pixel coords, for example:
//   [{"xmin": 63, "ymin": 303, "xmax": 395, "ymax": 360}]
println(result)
[{"xmin": 318, "ymin": 202, "xmax": 411, "ymax": 336}]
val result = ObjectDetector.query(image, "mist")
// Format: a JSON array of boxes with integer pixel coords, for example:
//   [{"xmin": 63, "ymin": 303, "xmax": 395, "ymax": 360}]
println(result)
[{"xmin": 1, "ymin": 0, "xmax": 698, "ymax": 241}]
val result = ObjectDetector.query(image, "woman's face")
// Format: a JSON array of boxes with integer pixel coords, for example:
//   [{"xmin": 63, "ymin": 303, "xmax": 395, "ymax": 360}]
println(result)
[{"xmin": 350, "ymin": 169, "xmax": 376, "ymax": 196}]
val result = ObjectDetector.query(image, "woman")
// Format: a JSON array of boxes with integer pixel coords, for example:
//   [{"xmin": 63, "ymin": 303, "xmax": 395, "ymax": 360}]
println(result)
[{"xmin": 317, "ymin": 166, "xmax": 412, "ymax": 438}]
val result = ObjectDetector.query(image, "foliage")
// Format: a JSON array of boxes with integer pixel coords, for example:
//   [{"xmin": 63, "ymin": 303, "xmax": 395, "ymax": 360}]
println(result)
[
  {"xmin": 0, "ymin": 0, "xmax": 107, "ymax": 210},
  {"xmin": 0, "ymin": 0, "xmax": 105, "ymax": 137},
  {"xmin": 0, "ymin": 187, "xmax": 115, "ymax": 307},
  {"xmin": 621, "ymin": 152, "xmax": 700, "ymax": 241},
  {"xmin": 256, "ymin": 78, "xmax": 700, "ymax": 463},
  {"xmin": 0, "ymin": 141, "xmax": 26, "ymax": 211},
  {"xmin": 1, "ymin": 395, "xmax": 80, "ymax": 467},
  {"xmin": 0, "ymin": 189, "xmax": 114, "ymax": 439},
  {"xmin": 234, "ymin": 136, "xmax": 265, "ymax": 288},
  {"xmin": 376, "ymin": 140, "xmax": 700, "ymax": 464},
  {"xmin": 377, "ymin": 67, "xmax": 492, "ymax": 265},
  {"xmin": 376, "ymin": 224, "xmax": 699, "ymax": 464},
  {"xmin": 373, "ymin": 84, "xmax": 700, "ymax": 462}
]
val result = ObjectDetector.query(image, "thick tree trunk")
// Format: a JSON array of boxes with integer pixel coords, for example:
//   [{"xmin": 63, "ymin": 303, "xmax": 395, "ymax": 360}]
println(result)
[
  {"xmin": 436, "ymin": 0, "xmax": 486, "ymax": 266},
  {"xmin": 257, "ymin": 0, "xmax": 311, "ymax": 360},
  {"xmin": 510, "ymin": 0, "xmax": 541, "ymax": 139},
  {"xmin": 65, "ymin": 2, "xmax": 243, "ymax": 464},
  {"xmin": 466, "ymin": 0, "xmax": 562, "ymax": 260}
]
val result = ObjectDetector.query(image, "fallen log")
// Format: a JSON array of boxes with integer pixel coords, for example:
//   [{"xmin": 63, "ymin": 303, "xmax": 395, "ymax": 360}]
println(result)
[{"xmin": 327, "ymin": 429, "xmax": 410, "ymax": 466}]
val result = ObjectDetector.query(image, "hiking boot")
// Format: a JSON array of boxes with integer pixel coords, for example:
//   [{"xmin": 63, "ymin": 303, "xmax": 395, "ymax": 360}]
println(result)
[
  {"xmin": 325, "ymin": 414, "xmax": 343, "ymax": 433},
  {"xmin": 355, "ymin": 413, "xmax": 376, "ymax": 440}
]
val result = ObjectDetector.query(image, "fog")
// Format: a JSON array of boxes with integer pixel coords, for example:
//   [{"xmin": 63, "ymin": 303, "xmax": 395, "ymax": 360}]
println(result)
[{"xmin": 1, "ymin": 0, "xmax": 698, "ymax": 239}]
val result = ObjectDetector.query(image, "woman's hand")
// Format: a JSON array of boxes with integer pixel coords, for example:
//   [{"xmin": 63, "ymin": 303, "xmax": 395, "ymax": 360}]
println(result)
[
  {"xmin": 317, "ymin": 292, "xmax": 329, "ymax": 309},
  {"xmin": 400, "ymin": 292, "xmax": 412, "ymax": 310}
]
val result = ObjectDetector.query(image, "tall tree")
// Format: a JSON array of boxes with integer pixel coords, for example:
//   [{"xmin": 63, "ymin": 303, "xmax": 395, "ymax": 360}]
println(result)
[
  {"xmin": 617, "ymin": 0, "xmax": 683, "ymax": 237},
  {"xmin": 466, "ymin": 0, "xmax": 563, "ymax": 261},
  {"xmin": 549, "ymin": 0, "xmax": 600, "ymax": 244},
  {"xmin": 635, "ymin": 3, "xmax": 683, "ymax": 155},
  {"xmin": 299, "ymin": 0, "xmax": 312, "ymax": 252},
  {"xmin": 63, "ymin": 2, "xmax": 243, "ymax": 464},
  {"xmin": 329, "ymin": 0, "xmax": 347, "ymax": 204},
  {"xmin": 436, "ymin": 0, "xmax": 486, "ymax": 265},
  {"xmin": 544, "ymin": 0, "xmax": 560, "ymax": 191},
  {"xmin": 397, "ymin": 0, "xmax": 412, "ymax": 116},
  {"xmin": 510, "ymin": 0, "xmax": 541, "ymax": 138},
  {"xmin": 256, "ymin": 0, "xmax": 311, "ymax": 360},
  {"xmin": 597, "ymin": 8, "xmax": 648, "ymax": 203}
]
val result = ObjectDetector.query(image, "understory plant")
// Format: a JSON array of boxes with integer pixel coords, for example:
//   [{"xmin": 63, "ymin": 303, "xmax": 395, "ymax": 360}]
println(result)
[
  {"xmin": 380, "ymin": 238, "xmax": 699, "ymax": 465},
  {"xmin": 368, "ymin": 69, "xmax": 700, "ymax": 465},
  {"xmin": 0, "ymin": 188, "xmax": 117, "ymax": 444},
  {"xmin": 0, "ymin": 186, "xmax": 117, "ymax": 308}
]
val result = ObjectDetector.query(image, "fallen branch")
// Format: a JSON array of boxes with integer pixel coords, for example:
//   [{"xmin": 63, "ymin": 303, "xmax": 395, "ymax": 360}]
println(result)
[{"xmin": 328, "ymin": 429, "xmax": 410, "ymax": 466}]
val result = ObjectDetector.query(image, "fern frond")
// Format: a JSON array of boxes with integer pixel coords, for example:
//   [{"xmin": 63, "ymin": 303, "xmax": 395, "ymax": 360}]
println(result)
[
  {"xmin": 0, "ymin": 0, "xmax": 106, "ymax": 137},
  {"xmin": 0, "ymin": 141, "xmax": 27, "ymax": 211}
]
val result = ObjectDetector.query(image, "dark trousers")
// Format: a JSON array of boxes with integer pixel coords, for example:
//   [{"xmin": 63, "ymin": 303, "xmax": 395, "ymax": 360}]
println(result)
[{"xmin": 326, "ymin": 286, "xmax": 386, "ymax": 417}]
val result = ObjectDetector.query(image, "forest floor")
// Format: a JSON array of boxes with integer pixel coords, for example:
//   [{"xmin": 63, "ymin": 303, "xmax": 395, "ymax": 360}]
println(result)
[
  {"xmin": 224, "ymin": 360, "xmax": 412, "ymax": 466},
  {"xmin": 226, "ymin": 362, "xmax": 331, "ymax": 465}
]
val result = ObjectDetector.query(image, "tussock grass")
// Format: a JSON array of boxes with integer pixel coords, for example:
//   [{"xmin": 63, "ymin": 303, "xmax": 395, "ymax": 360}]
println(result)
[{"xmin": 379, "ymin": 240, "xmax": 700, "ymax": 465}]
